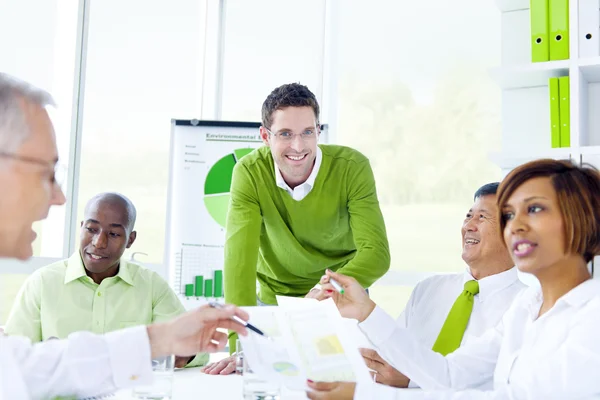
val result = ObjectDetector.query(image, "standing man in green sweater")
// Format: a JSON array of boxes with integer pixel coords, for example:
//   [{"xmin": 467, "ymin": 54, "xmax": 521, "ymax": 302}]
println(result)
[{"xmin": 202, "ymin": 83, "xmax": 390, "ymax": 373}]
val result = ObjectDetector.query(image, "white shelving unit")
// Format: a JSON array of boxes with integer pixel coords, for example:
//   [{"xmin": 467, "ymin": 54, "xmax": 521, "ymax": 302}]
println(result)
[
  {"xmin": 495, "ymin": 0, "xmax": 529, "ymax": 13},
  {"xmin": 490, "ymin": 60, "xmax": 569, "ymax": 89},
  {"xmin": 495, "ymin": 0, "xmax": 600, "ymax": 273},
  {"xmin": 493, "ymin": 0, "xmax": 600, "ymax": 174}
]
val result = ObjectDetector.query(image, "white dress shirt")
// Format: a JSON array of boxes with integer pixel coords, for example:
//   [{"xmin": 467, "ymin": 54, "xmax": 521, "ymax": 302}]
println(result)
[
  {"xmin": 355, "ymin": 279, "xmax": 600, "ymax": 399},
  {"xmin": 274, "ymin": 146, "xmax": 322, "ymax": 201},
  {"xmin": 0, "ymin": 326, "xmax": 153, "ymax": 399},
  {"xmin": 398, "ymin": 268, "xmax": 526, "ymax": 351}
]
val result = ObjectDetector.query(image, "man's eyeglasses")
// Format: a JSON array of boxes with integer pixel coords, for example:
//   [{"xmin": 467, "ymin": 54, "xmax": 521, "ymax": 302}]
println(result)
[
  {"xmin": 265, "ymin": 127, "xmax": 318, "ymax": 142},
  {"xmin": 0, "ymin": 152, "xmax": 67, "ymax": 187}
]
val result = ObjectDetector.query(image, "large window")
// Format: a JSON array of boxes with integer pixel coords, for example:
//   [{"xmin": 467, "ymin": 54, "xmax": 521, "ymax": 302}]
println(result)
[
  {"xmin": 334, "ymin": 0, "xmax": 503, "ymax": 315},
  {"xmin": 0, "ymin": 0, "xmax": 79, "ymax": 258},
  {"xmin": 1, "ymin": 0, "xmax": 505, "ymax": 323},
  {"xmin": 0, "ymin": 0, "xmax": 79, "ymax": 323},
  {"xmin": 76, "ymin": 0, "xmax": 212, "ymax": 264},
  {"xmin": 220, "ymin": 0, "xmax": 326, "ymax": 121}
]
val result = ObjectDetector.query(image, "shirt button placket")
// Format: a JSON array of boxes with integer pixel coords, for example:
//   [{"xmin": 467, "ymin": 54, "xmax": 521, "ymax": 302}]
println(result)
[{"xmin": 93, "ymin": 287, "xmax": 105, "ymax": 334}]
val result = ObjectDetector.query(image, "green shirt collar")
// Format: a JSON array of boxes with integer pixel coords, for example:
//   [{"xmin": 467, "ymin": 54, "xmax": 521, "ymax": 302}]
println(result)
[{"xmin": 64, "ymin": 252, "xmax": 135, "ymax": 286}]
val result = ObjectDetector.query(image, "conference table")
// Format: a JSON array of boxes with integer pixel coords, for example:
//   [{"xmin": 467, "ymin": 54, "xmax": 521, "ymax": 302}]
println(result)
[
  {"xmin": 95, "ymin": 353, "xmax": 418, "ymax": 399},
  {"xmin": 110, "ymin": 354, "xmax": 309, "ymax": 399}
]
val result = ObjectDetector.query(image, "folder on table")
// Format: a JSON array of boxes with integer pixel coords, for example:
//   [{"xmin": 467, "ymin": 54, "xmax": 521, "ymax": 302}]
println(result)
[
  {"xmin": 549, "ymin": 78, "xmax": 561, "ymax": 148},
  {"xmin": 558, "ymin": 76, "xmax": 570, "ymax": 147},
  {"xmin": 531, "ymin": 0, "xmax": 550, "ymax": 62},
  {"xmin": 579, "ymin": 0, "xmax": 600, "ymax": 58},
  {"xmin": 549, "ymin": 0, "xmax": 570, "ymax": 60}
]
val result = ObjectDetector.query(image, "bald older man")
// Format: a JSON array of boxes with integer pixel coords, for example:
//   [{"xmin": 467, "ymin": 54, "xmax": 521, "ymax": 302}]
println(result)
[{"xmin": 5, "ymin": 192, "xmax": 208, "ymax": 368}]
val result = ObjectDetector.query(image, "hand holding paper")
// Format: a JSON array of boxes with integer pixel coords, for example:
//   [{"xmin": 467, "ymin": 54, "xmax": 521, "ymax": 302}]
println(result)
[
  {"xmin": 239, "ymin": 298, "xmax": 373, "ymax": 392},
  {"xmin": 359, "ymin": 348, "xmax": 410, "ymax": 388}
]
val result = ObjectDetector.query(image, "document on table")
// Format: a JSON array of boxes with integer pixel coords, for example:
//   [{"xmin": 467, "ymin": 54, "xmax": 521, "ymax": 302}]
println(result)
[
  {"xmin": 239, "ymin": 297, "xmax": 372, "ymax": 390},
  {"xmin": 276, "ymin": 296, "xmax": 376, "ymax": 350}
]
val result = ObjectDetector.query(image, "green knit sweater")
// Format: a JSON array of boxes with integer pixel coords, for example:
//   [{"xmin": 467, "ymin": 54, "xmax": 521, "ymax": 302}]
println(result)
[{"xmin": 224, "ymin": 144, "xmax": 390, "ymax": 307}]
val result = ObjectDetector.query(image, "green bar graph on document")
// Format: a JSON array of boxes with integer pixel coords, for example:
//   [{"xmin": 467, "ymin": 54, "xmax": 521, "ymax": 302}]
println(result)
[
  {"xmin": 195, "ymin": 275, "xmax": 204, "ymax": 297},
  {"xmin": 214, "ymin": 270, "xmax": 223, "ymax": 297},
  {"xmin": 204, "ymin": 279, "xmax": 213, "ymax": 297}
]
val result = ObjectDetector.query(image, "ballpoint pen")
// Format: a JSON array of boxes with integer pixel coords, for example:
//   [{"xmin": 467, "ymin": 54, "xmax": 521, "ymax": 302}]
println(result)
[{"xmin": 208, "ymin": 301, "xmax": 267, "ymax": 337}]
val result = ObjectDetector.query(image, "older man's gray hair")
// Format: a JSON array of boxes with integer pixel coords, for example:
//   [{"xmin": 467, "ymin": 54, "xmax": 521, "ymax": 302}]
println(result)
[{"xmin": 0, "ymin": 72, "xmax": 55, "ymax": 152}]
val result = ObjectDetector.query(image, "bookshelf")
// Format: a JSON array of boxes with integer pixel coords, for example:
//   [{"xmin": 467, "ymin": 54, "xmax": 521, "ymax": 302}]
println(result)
[
  {"xmin": 490, "ymin": 60, "xmax": 569, "ymax": 89},
  {"xmin": 495, "ymin": 0, "xmax": 600, "ymax": 273},
  {"xmin": 492, "ymin": 0, "xmax": 600, "ymax": 173}
]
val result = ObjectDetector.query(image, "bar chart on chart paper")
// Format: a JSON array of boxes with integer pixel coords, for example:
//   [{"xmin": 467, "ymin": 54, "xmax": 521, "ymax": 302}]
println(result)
[
  {"xmin": 204, "ymin": 148, "xmax": 255, "ymax": 228},
  {"xmin": 173, "ymin": 246, "xmax": 224, "ymax": 298},
  {"xmin": 166, "ymin": 121, "xmax": 263, "ymax": 302},
  {"xmin": 167, "ymin": 121, "xmax": 328, "ymax": 302}
]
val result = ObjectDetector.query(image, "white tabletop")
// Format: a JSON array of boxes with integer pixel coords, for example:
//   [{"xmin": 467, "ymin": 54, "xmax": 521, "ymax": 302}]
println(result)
[{"xmin": 111, "ymin": 368, "xmax": 309, "ymax": 399}]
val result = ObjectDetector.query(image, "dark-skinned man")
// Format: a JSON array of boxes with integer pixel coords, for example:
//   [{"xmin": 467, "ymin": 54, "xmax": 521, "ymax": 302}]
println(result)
[{"xmin": 5, "ymin": 192, "xmax": 207, "ymax": 368}]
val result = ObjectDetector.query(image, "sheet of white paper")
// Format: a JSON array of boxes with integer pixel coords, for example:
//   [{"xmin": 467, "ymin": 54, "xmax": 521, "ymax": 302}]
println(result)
[
  {"xmin": 239, "ymin": 299, "xmax": 372, "ymax": 391},
  {"xmin": 240, "ymin": 306, "xmax": 308, "ymax": 390},
  {"xmin": 276, "ymin": 295, "xmax": 376, "ymax": 350},
  {"xmin": 240, "ymin": 306, "xmax": 282, "ymax": 338},
  {"xmin": 275, "ymin": 295, "xmax": 318, "ymax": 308},
  {"xmin": 239, "ymin": 327, "xmax": 307, "ymax": 389}
]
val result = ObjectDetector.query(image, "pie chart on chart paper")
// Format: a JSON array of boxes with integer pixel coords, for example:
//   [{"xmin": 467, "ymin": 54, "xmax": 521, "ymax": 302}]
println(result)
[{"xmin": 204, "ymin": 148, "xmax": 255, "ymax": 228}]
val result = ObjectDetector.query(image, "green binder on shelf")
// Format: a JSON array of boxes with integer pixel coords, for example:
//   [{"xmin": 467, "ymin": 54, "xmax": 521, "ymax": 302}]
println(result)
[
  {"xmin": 549, "ymin": 0, "xmax": 569, "ymax": 60},
  {"xmin": 531, "ymin": 0, "xmax": 550, "ymax": 62},
  {"xmin": 549, "ymin": 78, "xmax": 561, "ymax": 148},
  {"xmin": 558, "ymin": 76, "xmax": 570, "ymax": 147}
]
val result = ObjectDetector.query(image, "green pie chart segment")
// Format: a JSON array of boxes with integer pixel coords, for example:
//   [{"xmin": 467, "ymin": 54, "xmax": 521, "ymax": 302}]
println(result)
[
  {"xmin": 203, "ymin": 148, "xmax": 255, "ymax": 228},
  {"xmin": 234, "ymin": 147, "xmax": 254, "ymax": 161},
  {"xmin": 204, "ymin": 154, "xmax": 236, "ymax": 195},
  {"xmin": 204, "ymin": 194, "xmax": 230, "ymax": 228}
]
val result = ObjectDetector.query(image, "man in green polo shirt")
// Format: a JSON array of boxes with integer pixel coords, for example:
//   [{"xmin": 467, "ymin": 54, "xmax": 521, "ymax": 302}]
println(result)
[
  {"xmin": 4, "ymin": 192, "xmax": 207, "ymax": 368},
  {"xmin": 211, "ymin": 83, "xmax": 389, "ymax": 367}
]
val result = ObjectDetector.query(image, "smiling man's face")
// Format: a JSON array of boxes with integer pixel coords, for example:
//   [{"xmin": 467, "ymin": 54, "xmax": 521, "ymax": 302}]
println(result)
[
  {"xmin": 79, "ymin": 198, "xmax": 135, "ymax": 276},
  {"xmin": 260, "ymin": 106, "xmax": 319, "ymax": 189},
  {"xmin": 461, "ymin": 194, "xmax": 509, "ymax": 268},
  {"xmin": 0, "ymin": 98, "xmax": 66, "ymax": 260}
]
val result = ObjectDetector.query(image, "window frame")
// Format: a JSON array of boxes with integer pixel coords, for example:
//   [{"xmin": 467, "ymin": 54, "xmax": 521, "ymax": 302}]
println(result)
[{"xmin": 1, "ymin": 0, "xmax": 532, "ymax": 317}]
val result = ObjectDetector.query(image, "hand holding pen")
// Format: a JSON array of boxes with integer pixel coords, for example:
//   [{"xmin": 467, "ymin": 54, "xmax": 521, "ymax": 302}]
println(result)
[
  {"xmin": 208, "ymin": 302, "xmax": 268, "ymax": 338},
  {"xmin": 320, "ymin": 269, "xmax": 376, "ymax": 323}
]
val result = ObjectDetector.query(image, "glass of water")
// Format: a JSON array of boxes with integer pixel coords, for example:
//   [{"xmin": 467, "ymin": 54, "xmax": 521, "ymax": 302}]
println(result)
[
  {"xmin": 236, "ymin": 339, "xmax": 244, "ymax": 375},
  {"xmin": 240, "ymin": 341, "xmax": 280, "ymax": 400},
  {"xmin": 132, "ymin": 354, "xmax": 175, "ymax": 399}
]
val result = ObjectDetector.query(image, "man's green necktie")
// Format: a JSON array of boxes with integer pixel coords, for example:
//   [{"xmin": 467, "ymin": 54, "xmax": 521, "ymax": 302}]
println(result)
[{"xmin": 432, "ymin": 280, "xmax": 479, "ymax": 356}]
